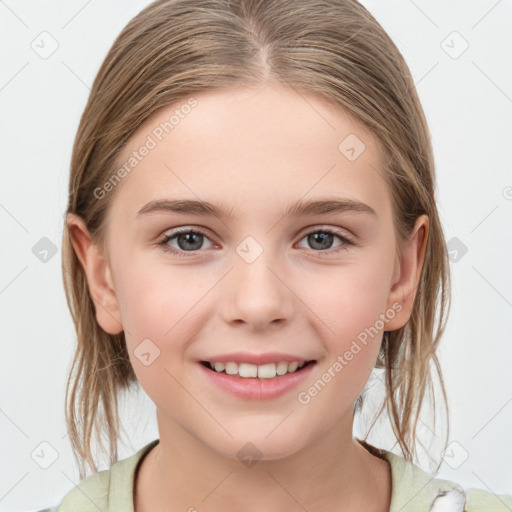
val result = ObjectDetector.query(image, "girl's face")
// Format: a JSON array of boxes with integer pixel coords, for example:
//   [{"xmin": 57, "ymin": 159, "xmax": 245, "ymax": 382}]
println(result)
[{"xmin": 73, "ymin": 83, "xmax": 426, "ymax": 461}]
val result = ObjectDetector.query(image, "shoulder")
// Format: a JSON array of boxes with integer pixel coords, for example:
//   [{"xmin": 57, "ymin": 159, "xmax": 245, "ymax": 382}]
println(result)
[
  {"xmin": 360, "ymin": 441, "xmax": 512, "ymax": 512},
  {"xmin": 386, "ymin": 450, "xmax": 512, "ymax": 511},
  {"xmin": 425, "ymin": 487, "xmax": 512, "ymax": 511},
  {"xmin": 464, "ymin": 487, "xmax": 512, "ymax": 511},
  {"xmin": 53, "ymin": 439, "xmax": 160, "ymax": 512},
  {"xmin": 55, "ymin": 469, "xmax": 111, "ymax": 512}
]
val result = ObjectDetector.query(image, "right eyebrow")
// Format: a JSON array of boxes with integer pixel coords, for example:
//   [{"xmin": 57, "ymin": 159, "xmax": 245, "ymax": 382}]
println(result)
[{"xmin": 137, "ymin": 199, "xmax": 235, "ymax": 219}]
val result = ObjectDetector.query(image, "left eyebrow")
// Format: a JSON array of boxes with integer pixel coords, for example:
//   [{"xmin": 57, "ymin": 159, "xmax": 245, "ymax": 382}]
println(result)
[
  {"xmin": 136, "ymin": 197, "xmax": 377, "ymax": 220},
  {"xmin": 284, "ymin": 197, "xmax": 377, "ymax": 218}
]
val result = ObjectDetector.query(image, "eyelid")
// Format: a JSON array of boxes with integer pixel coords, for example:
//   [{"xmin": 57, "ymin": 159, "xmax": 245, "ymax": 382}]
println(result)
[
  {"xmin": 161, "ymin": 225, "xmax": 213, "ymax": 239},
  {"xmin": 157, "ymin": 224, "xmax": 356, "ymax": 258},
  {"xmin": 160, "ymin": 224, "xmax": 355, "ymax": 241},
  {"xmin": 158, "ymin": 226, "xmax": 216, "ymax": 248},
  {"xmin": 297, "ymin": 224, "xmax": 355, "ymax": 242}
]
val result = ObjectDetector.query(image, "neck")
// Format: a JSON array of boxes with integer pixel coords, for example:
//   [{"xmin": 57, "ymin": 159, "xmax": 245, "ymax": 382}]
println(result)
[{"xmin": 134, "ymin": 410, "xmax": 391, "ymax": 512}]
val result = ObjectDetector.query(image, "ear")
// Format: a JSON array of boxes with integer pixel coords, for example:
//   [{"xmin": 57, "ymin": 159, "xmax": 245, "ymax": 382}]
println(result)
[
  {"xmin": 66, "ymin": 213, "xmax": 124, "ymax": 335},
  {"xmin": 385, "ymin": 214, "xmax": 429, "ymax": 331}
]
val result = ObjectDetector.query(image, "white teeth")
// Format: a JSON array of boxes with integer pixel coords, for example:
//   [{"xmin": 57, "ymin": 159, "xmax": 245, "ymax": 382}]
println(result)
[
  {"xmin": 207, "ymin": 360, "xmax": 309, "ymax": 378},
  {"xmin": 257, "ymin": 363, "xmax": 276, "ymax": 379},
  {"xmin": 239, "ymin": 363, "xmax": 258, "ymax": 378},
  {"xmin": 225, "ymin": 362, "xmax": 238, "ymax": 375},
  {"xmin": 276, "ymin": 361, "xmax": 288, "ymax": 376},
  {"xmin": 288, "ymin": 361, "xmax": 299, "ymax": 372}
]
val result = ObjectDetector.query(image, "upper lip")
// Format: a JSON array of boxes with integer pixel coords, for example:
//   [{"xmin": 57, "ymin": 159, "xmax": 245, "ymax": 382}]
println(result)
[{"xmin": 200, "ymin": 352, "xmax": 316, "ymax": 365}]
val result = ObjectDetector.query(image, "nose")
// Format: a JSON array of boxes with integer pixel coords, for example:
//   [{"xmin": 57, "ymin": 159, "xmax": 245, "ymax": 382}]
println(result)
[{"xmin": 220, "ymin": 254, "xmax": 295, "ymax": 332}]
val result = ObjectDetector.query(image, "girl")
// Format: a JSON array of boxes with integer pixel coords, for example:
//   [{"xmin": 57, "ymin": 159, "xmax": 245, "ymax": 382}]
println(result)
[{"xmin": 50, "ymin": 0, "xmax": 511, "ymax": 510}]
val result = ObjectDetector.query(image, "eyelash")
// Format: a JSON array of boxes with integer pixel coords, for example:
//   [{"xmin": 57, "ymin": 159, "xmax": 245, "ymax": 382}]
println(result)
[{"xmin": 157, "ymin": 226, "xmax": 355, "ymax": 258}]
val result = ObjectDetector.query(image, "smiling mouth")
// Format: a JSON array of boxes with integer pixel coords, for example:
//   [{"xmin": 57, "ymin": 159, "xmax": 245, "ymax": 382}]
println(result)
[{"xmin": 200, "ymin": 360, "xmax": 316, "ymax": 379}]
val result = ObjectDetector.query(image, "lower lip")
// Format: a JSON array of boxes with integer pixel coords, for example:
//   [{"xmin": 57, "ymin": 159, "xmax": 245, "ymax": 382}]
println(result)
[{"xmin": 198, "ymin": 361, "xmax": 316, "ymax": 401}]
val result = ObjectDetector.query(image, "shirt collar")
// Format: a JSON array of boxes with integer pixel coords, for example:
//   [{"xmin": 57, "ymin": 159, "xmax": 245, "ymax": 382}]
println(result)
[{"xmin": 108, "ymin": 437, "xmax": 464, "ymax": 512}]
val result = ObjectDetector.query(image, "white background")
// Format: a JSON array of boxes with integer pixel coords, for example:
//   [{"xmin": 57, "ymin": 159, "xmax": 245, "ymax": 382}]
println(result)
[{"xmin": 0, "ymin": 0, "xmax": 511, "ymax": 510}]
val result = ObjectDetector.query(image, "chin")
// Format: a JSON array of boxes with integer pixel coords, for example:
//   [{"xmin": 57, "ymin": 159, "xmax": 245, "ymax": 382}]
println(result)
[{"xmin": 204, "ymin": 430, "xmax": 307, "ymax": 465}]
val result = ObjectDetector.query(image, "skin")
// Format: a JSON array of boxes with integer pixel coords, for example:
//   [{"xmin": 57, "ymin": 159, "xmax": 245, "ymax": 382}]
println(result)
[{"xmin": 68, "ymin": 82, "xmax": 428, "ymax": 512}]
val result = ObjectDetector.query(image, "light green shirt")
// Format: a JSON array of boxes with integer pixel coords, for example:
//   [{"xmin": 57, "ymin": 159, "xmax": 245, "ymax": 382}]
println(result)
[{"xmin": 45, "ymin": 438, "xmax": 511, "ymax": 511}]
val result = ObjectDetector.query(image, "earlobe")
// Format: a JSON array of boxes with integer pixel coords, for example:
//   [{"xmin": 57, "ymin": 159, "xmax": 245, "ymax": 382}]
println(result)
[
  {"xmin": 66, "ymin": 213, "xmax": 124, "ymax": 335},
  {"xmin": 385, "ymin": 214, "xmax": 429, "ymax": 331}
]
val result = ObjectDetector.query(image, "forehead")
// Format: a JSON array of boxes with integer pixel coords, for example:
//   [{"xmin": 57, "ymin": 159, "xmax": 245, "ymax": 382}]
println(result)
[{"xmin": 110, "ymin": 83, "xmax": 389, "ymax": 220}]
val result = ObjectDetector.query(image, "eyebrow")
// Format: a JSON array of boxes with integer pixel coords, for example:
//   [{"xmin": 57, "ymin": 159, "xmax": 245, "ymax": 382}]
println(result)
[{"xmin": 136, "ymin": 197, "xmax": 377, "ymax": 219}]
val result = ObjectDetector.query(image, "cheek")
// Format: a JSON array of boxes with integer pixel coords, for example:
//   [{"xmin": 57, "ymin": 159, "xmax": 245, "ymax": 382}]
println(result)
[
  {"xmin": 300, "ymin": 252, "xmax": 394, "ymax": 339},
  {"xmin": 113, "ymin": 261, "xmax": 193, "ymax": 372},
  {"xmin": 292, "ymin": 242, "xmax": 395, "ymax": 388},
  {"xmin": 293, "ymin": 261, "xmax": 392, "ymax": 417},
  {"xmin": 116, "ymin": 254, "xmax": 204, "ymax": 337},
  {"xmin": 113, "ymin": 263, "xmax": 224, "ymax": 433}
]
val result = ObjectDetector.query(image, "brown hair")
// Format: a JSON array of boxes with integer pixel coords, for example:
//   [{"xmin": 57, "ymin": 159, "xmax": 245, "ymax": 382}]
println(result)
[{"xmin": 62, "ymin": 0, "xmax": 451, "ymax": 479}]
